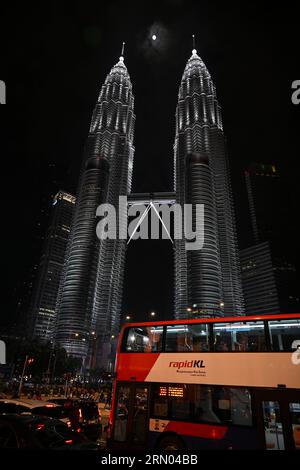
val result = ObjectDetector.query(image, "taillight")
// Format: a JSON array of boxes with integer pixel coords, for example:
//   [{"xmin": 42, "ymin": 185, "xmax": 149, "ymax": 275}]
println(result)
[
  {"xmin": 65, "ymin": 440, "xmax": 73, "ymax": 445},
  {"xmin": 67, "ymin": 420, "xmax": 71, "ymax": 428},
  {"xmin": 35, "ymin": 424, "xmax": 45, "ymax": 431},
  {"xmin": 109, "ymin": 410, "xmax": 113, "ymax": 427}
]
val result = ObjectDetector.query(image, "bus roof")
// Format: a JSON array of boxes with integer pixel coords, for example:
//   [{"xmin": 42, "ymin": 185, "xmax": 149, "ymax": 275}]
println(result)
[{"xmin": 120, "ymin": 312, "xmax": 300, "ymax": 332}]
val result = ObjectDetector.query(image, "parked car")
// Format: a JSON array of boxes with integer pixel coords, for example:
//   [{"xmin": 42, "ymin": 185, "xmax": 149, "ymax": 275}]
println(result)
[
  {"xmin": 0, "ymin": 414, "xmax": 99, "ymax": 449},
  {"xmin": 47, "ymin": 398, "xmax": 102, "ymax": 441},
  {"xmin": 0, "ymin": 399, "xmax": 70, "ymax": 426}
]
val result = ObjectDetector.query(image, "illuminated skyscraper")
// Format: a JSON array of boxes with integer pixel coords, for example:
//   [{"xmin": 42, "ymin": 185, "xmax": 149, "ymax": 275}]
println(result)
[
  {"xmin": 55, "ymin": 51, "xmax": 135, "ymax": 368},
  {"xmin": 174, "ymin": 47, "xmax": 244, "ymax": 318},
  {"xmin": 30, "ymin": 191, "xmax": 76, "ymax": 341}
]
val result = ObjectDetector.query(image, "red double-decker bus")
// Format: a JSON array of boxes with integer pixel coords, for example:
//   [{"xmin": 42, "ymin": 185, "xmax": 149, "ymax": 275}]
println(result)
[{"xmin": 107, "ymin": 313, "xmax": 300, "ymax": 450}]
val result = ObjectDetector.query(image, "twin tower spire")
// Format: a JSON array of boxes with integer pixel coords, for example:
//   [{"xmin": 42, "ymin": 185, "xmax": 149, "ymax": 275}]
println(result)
[{"xmin": 117, "ymin": 35, "xmax": 197, "ymax": 63}]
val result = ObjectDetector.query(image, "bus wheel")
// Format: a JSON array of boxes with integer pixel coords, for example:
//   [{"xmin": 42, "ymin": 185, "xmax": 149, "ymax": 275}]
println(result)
[{"xmin": 158, "ymin": 435, "xmax": 185, "ymax": 451}]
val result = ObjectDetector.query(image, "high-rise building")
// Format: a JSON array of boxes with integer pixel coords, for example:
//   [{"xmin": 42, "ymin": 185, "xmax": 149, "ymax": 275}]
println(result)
[
  {"xmin": 174, "ymin": 48, "xmax": 244, "ymax": 318},
  {"xmin": 244, "ymin": 163, "xmax": 287, "ymax": 247},
  {"xmin": 30, "ymin": 191, "xmax": 76, "ymax": 340},
  {"xmin": 12, "ymin": 162, "xmax": 68, "ymax": 337},
  {"xmin": 242, "ymin": 163, "xmax": 299, "ymax": 314},
  {"xmin": 240, "ymin": 242, "xmax": 280, "ymax": 315},
  {"xmin": 55, "ymin": 53, "xmax": 135, "ymax": 368}
]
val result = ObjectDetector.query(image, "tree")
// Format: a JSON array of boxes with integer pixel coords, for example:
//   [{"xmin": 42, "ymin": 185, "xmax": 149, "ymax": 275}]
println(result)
[{"xmin": 5, "ymin": 336, "xmax": 82, "ymax": 381}]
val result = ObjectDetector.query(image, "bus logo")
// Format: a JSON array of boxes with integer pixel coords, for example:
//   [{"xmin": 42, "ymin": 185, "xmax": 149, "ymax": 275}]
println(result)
[{"xmin": 169, "ymin": 360, "xmax": 205, "ymax": 369}]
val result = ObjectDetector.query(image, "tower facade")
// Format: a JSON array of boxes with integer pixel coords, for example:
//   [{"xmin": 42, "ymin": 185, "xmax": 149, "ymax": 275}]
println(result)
[
  {"xmin": 30, "ymin": 191, "xmax": 76, "ymax": 341},
  {"xmin": 240, "ymin": 242, "xmax": 280, "ymax": 315},
  {"xmin": 55, "ymin": 54, "xmax": 135, "ymax": 367},
  {"xmin": 174, "ymin": 48, "xmax": 244, "ymax": 318},
  {"xmin": 242, "ymin": 163, "xmax": 300, "ymax": 313}
]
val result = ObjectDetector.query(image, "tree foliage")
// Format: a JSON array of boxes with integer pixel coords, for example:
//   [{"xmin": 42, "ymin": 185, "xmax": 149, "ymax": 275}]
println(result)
[{"xmin": 5, "ymin": 336, "xmax": 82, "ymax": 381}]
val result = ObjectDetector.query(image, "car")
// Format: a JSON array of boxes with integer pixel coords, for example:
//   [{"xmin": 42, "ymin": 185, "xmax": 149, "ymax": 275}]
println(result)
[
  {"xmin": 0, "ymin": 399, "xmax": 70, "ymax": 426},
  {"xmin": 0, "ymin": 414, "xmax": 99, "ymax": 449},
  {"xmin": 47, "ymin": 398, "xmax": 102, "ymax": 441}
]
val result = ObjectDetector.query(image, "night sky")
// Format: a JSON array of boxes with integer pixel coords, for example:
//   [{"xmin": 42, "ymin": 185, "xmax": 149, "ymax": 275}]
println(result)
[{"xmin": 1, "ymin": 1, "xmax": 299, "ymax": 328}]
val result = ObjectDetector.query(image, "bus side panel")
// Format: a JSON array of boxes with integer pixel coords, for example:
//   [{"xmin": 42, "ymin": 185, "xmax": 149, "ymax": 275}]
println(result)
[{"xmin": 149, "ymin": 426, "xmax": 259, "ymax": 450}]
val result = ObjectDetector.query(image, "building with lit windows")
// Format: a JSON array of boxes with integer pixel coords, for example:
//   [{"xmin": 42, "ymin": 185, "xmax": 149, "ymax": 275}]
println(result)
[
  {"xmin": 30, "ymin": 191, "xmax": 76, "ymax": 340},
  {"xmin": 55, "ymin": 52, "xmax": 135, "ymax": 369},
  {"xmin": 240, "ymin": 242, "xmax": 280, "ymax": 315},
  {"xmin": 241, "ymin": 163, "xmax": 299, "ymax": 314},
  {"xmin": 174, "ymin": 48, "xmax": 244, "ymax": 318}
]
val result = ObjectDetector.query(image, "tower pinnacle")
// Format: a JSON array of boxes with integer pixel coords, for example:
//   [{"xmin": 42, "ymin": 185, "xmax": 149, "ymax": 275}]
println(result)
[
  {"xmin": 119, "ymin": 41, "xmax": 125, "ymax": 61},
  {"xmin": 192, "ymin": 34, "xmax": 197, "ymax": 55}
]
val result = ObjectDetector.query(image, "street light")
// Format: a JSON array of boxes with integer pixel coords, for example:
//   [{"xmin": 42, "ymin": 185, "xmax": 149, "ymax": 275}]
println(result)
[
  {"xmin": 125, "ymin": 315, "xmax": 131, "ymax": 321},
  {"xmin": 220, "ymin": 302, "xmax": 225, "ymax": 308},
  {"xmin": 18, "ymin": 355, "xmax": 34, "ymax": 396},
  {"xmin": 150, "ymin": 311, "xmax": 156, "ymax": 317},
  {"xmin": 187, "ymin": 308, "xmax": 192, "ymax": 313}
]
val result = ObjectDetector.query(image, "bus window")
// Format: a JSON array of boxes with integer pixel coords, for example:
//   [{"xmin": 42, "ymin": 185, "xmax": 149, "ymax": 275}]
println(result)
[
  {"xmin": 194, "ymin": 386, "xmax": 252, "ymax": 425},
  {"xmin": 151, "ymin": 384, "xmax": 253, "ymax": 426},
  {"xmin": 153, "ymin": 402, "xmax": 168, "ymax": 418},
  {"xmin": 213, "ymin": 321, "xmax": 266, "ymax": 351},
  {"xmin": 165, "ymin": 324, "xmax": 209, "ymax": 352},
  {"xmin": 226, "ymin": 388, "xmax": 252, "ymax": 426},
  {"xmin": 123, "ymin": 326, "xmax": 163, "ymax": 352},
  {"xmin": 192, "ymin": 386, "xmax": 221, "ymax": 423},
  {"xmin": 289, "ymin": 403, "xmax": 300, "ymax": 449},
  {"xmin": 132, "ymin": 387, "xmax": 149, "ymax": 444},
  {"xmin": 153, "ymin": 384, "xmax": 192, "ymax": 420},
  {"xmin": 168, "ymin": 385, "xmax": 191, "ymax": 420},
  {"xmin": 262, "ymin": 401, "xmax": 284, "ymax": 450},
  {"xmin": 268, "ymin": 319, "xmax": 300, "ymax": 351}
]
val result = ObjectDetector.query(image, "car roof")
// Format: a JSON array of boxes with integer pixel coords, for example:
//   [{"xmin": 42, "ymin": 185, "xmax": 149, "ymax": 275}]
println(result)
[
  {"xmin": 0, "ymin": 414, "xmax": 63, "ymax": 425},
  {"xmin": 0, "ymin": 399, "xmax": 61, "ymax": 408},
  {"xmin": 49, "ymin": 398, "xmax": 96, "ymax": 404},
  {"xmin": 47, "ymin": 398, "xmax": 67, "ymax": 402}
]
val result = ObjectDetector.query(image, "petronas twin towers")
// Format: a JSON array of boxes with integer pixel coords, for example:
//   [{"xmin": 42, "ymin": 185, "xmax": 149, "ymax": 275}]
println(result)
[
  {"xmin": 174, "ymin": 49, "xmax": 244, "ymax": 320},
  {"xmin": 55, "ymin": 46, "xmax": 244, "ymax": 369}
]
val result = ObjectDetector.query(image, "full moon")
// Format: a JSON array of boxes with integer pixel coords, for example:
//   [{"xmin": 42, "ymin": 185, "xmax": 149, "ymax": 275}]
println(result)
[{"xmin": 152, "ymin": 34, "xmax": 157, "ymax": 41}]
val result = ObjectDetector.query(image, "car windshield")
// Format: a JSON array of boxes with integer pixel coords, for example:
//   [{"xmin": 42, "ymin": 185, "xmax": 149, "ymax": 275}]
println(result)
[
  {"xmin": 79, "ymin": 402, "xmax": 99, "ymax": 420},
  {"xmin": 0, "ymin": 403, "xmax": 26, "ymax": 414}
]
